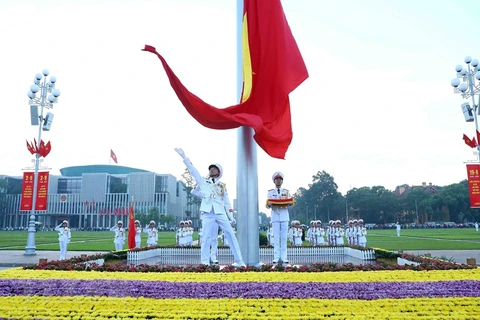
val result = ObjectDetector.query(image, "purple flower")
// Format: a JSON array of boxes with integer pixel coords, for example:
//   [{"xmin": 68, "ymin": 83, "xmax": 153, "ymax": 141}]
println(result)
[{"xmin": 1, "ymin": 279, "xmax": 479, "ymax": 300}]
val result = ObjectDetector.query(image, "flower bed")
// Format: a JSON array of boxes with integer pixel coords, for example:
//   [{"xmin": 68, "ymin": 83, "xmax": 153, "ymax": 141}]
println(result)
[
  {"xmin": 0, "ymin": 268, "xmax": 479, "ymax": 319},
  {"xmin": 0, "ymin": 247, "xmax": 477, "ymax": 318}
]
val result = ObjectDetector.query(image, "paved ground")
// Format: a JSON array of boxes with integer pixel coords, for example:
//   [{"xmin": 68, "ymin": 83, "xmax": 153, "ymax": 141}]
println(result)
[
  {"xmin": 0, "ymin": 249, "xmax": 478, "ymax": 270},
  {"xmin": 404, "ymin": 250, "xmax": 479, "ymax": 265}
]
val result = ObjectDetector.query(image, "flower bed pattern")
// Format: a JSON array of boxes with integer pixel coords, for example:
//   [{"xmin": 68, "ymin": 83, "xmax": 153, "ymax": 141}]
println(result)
[
  {"xmin": 1, "ymin": 268, "xmax": 479, "ymax": 319},
  {"xmin": 0, "ymin": 247, "xmax": 478, "ymax": 319}
]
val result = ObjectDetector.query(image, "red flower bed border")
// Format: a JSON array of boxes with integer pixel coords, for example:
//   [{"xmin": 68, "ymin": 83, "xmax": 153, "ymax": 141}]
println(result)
[{"xmin": 22, "ymin": 247, "xmax": 477, "ymax": 273}]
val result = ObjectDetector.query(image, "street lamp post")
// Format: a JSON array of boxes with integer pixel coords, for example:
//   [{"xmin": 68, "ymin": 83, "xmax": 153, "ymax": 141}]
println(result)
[
  {"xmin": 24, "ymin": 69, "xmax": 60, "ymax": 255},
  {"xmin": 451, "ymin": 56, "xmax": 480, "ymax": 161}
]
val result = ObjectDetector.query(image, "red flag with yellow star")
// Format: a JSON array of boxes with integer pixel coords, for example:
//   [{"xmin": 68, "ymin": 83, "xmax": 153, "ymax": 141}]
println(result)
[{"xmin": 142, "ymin": 0, "xmax": 308, "ymax": 159}]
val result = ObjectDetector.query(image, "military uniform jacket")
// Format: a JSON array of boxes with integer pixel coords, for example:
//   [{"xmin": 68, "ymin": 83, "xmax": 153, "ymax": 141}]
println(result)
[
  {"xmin": 55, "ymin": 224, "xmax": 71, "ymax": 242},
  {"xmin": 183, "ymin": 158, "xmax": 232, "ymax": 214},
  {"xmin": 135, "ymin": 227, "xmax": 142, "ymax": 242},
  {"xmin": 266, "ymin": 188, "xmax": 291, "ymax": 222},
  {"xmin": 110, "ymin": 226, "xmax": 125, "ymax": 244},
  {"xmin": 144, "ymin": 227, "xmax": 158, "ymax": 244}
]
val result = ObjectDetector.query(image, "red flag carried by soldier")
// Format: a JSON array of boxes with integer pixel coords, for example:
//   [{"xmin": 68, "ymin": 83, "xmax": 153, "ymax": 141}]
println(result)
[{"xmin": 128, "ymin": 202, "xmax": 136, "ymax": 249}]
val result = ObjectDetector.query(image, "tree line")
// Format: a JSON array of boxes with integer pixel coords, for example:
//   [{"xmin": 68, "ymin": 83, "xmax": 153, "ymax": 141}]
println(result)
[{"xmin": 279, "ymin": 170, "xmax": 478, "ymax": 225}]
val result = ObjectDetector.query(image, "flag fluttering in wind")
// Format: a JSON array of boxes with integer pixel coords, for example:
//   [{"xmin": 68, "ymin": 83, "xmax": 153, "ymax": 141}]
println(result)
[
  {"xmin": 26, "ymin": 139, "xmax": 52, "ymax": 157},
  {"xmin": 142, "ymin": 0, "xmax": 308, "ymax": 159},
  {"xmin": 463, "ymin": 134, "xmax": 477, "ymax": 149},
  {"xmin": 110, "ymin": 149, "xmax": 118, "ymax": 164},
  {"xmin": 128, "ymin": 202, "xmax": 136, "ymax": 249}
]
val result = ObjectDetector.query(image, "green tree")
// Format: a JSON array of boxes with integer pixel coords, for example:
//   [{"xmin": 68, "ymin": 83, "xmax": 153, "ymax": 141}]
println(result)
[{"xmin": 346, "ymin": 186, "xmax": 398, "ymax": 224}]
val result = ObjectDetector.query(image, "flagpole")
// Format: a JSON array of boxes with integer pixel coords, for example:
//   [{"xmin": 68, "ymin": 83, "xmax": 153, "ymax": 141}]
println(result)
[{"xmin": 236, "ymin": 0, "xmax": 260, "ymax": 267}]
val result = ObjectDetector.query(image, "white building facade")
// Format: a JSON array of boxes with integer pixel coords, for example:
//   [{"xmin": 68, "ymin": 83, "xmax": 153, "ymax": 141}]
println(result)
[{"xmin": 0, "ymin": 165, "xmax": 193, "ymax": 230}]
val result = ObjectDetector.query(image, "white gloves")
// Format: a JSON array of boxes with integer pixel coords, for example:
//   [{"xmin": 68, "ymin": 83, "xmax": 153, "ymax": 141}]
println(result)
[
  {"xmin": 230, "ymin": 218, "xmax": 236, "ymax": 226},
  {"xmin": 174, "ymin": 148, "xmax": 186, "ymax": 159}
]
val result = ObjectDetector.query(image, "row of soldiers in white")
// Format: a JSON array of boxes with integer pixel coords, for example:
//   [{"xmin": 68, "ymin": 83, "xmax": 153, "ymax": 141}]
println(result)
[
  {"xmin": 177, "ymin": 220, "xmax": 194, "ymax": 246},
  {"xmin": 109, "ymin": 220, "xmax": 160, "ymax": 250},
  {"xmin": 268, "ymin": 218, "xmax": 368, "ymax": 248}
]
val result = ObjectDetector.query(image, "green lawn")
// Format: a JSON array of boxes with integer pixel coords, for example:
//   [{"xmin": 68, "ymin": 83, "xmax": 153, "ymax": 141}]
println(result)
[
  {"xmin": 0, "ymin": 228, "xmax": 479, "ymax": 251},
  {"xmin": 0, "ymin": 231, "xmax": 181, "ymax": 251},
  {"xmin": 361, "ymin": 228, "xmax": 480, "ymax": 250}
]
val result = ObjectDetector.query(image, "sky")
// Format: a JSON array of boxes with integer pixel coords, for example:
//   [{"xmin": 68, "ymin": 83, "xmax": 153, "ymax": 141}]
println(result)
[{"xmin": 1, "ymin": 0, "xmax": 480, "ymax": 214}]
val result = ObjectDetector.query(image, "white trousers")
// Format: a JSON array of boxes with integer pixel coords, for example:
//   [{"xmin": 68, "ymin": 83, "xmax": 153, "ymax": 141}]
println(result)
[
  {"xmin": 272, "ymin": 221, "xmax": 289, "ymax": 262},
  {"xmin": 201, "ymin": 210, "xmax": 243, "ymax": 265},
  {"xmin": 59, "ymin": 241, "xmax": 68, "ymax": 260},
  {"xmin": 135, "ymin": 240, "xmax": 141, "ymax": 248},
  {"xmin": 115, "ymin": 243, "xmax": 123, "ymax": 251},
  {"xmin": 210, "ymin": 222, "xmax": 219, "ymax": 262}
]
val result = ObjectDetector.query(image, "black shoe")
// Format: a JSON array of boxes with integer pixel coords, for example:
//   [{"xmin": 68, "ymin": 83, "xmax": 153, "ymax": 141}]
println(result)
[
  {"xmin": 212, "ymin": 261, "xmax": 219, "ymax": 265},
  {"xmin": 272, "ymin": 260, "xmax": 278, "ymax": 264}
]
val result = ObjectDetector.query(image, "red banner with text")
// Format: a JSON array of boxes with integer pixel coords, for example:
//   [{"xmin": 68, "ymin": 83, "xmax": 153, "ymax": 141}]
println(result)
[
  {"xmin": 36, "ymin": 172, "xmax": 49, "ymax": 210},
  {"xmin": 20, "ymin": 172, "xmax": 34, "ymax": 211},
  {"xmin": 466, "ymin": 164, "xmax": 480, "ymax": 208},
  {"xmin": 20, "ymin": 172, "xmax": 49, "ymax": 211}
]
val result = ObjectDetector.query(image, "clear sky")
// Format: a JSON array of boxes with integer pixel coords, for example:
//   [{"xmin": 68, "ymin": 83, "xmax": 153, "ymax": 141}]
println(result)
[{"xmin": 1, "ymin": 0, "xmax": 480, "ymax": 213}]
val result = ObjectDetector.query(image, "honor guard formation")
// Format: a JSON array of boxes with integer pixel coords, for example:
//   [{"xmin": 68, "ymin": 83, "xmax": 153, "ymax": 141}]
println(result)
[{"xmin": 55, "ymin": 151, "xmax": 369, "ymax": 267}]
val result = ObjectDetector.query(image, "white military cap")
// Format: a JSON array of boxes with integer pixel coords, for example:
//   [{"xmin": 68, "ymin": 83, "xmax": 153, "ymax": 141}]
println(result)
[
  {"xmin": 117, "ymin": 221, "xmax": 123, "ymax": 225},
  {"xmin": 272, "ymin": 171, "xmax": 284, "ymax": 182},
  {"xmin": 208, "ymin": 163, "xmax": 223, "ymax": 179},
  {"xmin": 62, "ymin": 220, "xmax": 68, "ymax": 224},
  {"xmin": 149, "ymin": 220, "xmax": 155, "ymax": 225}
]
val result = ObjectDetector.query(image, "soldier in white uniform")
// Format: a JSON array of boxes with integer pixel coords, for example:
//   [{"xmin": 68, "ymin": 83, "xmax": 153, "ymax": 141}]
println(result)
[
  {"xmin": 396, "ymin": 222, "xmax": 401, "ymax": 237},
  {"xmin": 55, "ymin": 220, "xmax": 71, "ymax": 260},
  {"xmin": 144, "ymin": 220, "xmax": 158, "ymax": 246},
  {"xmin": 134, "ymin": 220, "xmax": 142, "ymax": 248},
  {"xmin": 175, "ymin": 148, "xmax": 245, "ymax": 267},
  {"xmin": 110, "ymin": 221, "xmax": 125, "ymax": 251},
  {"xmin": 315, "ymin": 220, "xmax": 325, "ymax": 246},
  {"xmin": 307, "ymin": 221, "xmax": 315, "ymax": 246},
  {"xmin": 193, "ymin": 185, "xmax": 220, "ymax": 264},
  {"xmin": 292, "ymin": 220, "xmax": 303, "ymax": 246},
  {"xmin": 266, "ymin": 171, "xmax": 294, "ymax": 264},
  {"xmin": 358, "ymin": 219, "xmax": 367, "ymax": 247},
  {"xmin": 346, "ymin": 220, "xmax": 354, "ymax": 245},
  {"xmin": 335, "ymin": 220, "xmax": 345, "ymax": 245}
]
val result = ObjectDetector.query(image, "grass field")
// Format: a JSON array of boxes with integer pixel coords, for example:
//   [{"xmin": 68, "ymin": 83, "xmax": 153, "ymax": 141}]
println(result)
[{"xmin": 0, "ymin": 228, "xmax": 479, "ymax": 251}]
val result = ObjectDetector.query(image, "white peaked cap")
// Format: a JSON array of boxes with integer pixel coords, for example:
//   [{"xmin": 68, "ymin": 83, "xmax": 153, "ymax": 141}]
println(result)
[
  {"xmin": 209, "ymin": 163, "xmax": 223, "ymax": 180},
  {"xmin": 272, "ymin": 171, "xmax": 284, "ymax": 182}
]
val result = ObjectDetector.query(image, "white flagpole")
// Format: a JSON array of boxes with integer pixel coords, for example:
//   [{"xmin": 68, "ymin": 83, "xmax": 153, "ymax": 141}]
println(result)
[{"xmin": 236, "ymin": 0, "xmax": 260, "ymax": 267}]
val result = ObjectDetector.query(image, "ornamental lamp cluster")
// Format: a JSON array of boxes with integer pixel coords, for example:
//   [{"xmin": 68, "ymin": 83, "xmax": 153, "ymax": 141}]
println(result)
[
  {"xmin": 28, "ymin": 69, "xmax": 61, "ymax": 131},
  {"xmin": 450, "ymin": 56, "xmax": 480, "ymax": 123}
]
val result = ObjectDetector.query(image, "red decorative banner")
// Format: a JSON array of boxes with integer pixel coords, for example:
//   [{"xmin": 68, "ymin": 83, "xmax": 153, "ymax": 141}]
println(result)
[
  {"xmin": 466, "ymin": 164, "xmax": 480, "ymax": 208},
  {"xmin": 20, "ymin": 172, "xmax": 34, "ymax": 210},
  {"xmin": 19, "ymin": 172, "xmax": 49, "ymax": 211},
  {"xmin": 36, "ymin": 172, "xmax": 49, "ymax": 210}
]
